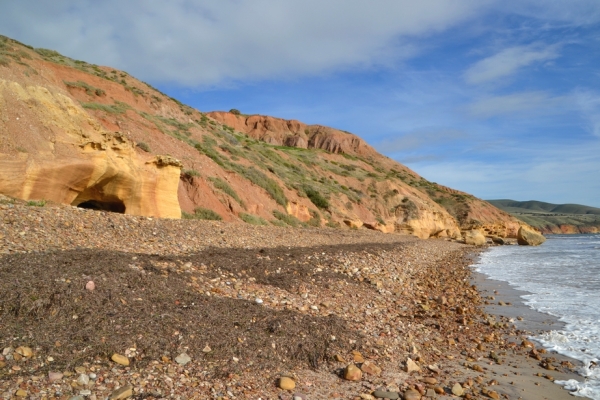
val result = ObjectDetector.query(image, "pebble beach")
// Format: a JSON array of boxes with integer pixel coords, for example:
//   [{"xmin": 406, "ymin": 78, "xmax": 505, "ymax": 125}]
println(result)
[{"xmin": 0, "ymin": 196, "xmax": 584, "ymax": 399}]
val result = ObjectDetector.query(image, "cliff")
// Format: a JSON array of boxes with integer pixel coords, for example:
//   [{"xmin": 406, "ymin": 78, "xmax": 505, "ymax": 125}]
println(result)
[{"xmin": 0, "ymin": 35, "xmax": 524, "ymax": 238}]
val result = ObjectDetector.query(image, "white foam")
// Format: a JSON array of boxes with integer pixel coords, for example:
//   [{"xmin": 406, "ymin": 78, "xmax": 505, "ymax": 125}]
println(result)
[{"xmin": 475, "ymin": 234, "xmax": 600, "ymax": 399}]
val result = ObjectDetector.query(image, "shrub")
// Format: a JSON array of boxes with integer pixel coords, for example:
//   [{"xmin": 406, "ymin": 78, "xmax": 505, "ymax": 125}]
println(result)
[
  {"xmin": 82, "ymin": 101, "xmax": 130, "ymax": 114},
  {"xmin": 306, "ymin": 209, "xmax": 321, "ymax": 227},
  {"xmin": 270, "ymin": 219, "xmax": 288, "ymax": 227},
  {"xmin": 238, "ymin": 167, "xmax": 287, "ymax": 206},
  {"xmin": 272, "ymin": 210, "xmax": 304, "ymax": 227},
  {"xmin": 229, "ymin": 109, "xmax": 241, "ymax": 115},
  {"xmin": 26, "ymin": 199, "xmax": 46, "ymax": 207},
  {"xmin": 183, "ymin": 207, "xmax": 222, "ymax": 221},
  {"xmin": 303, "ymin": 185, "xmax": 329, "ymax": 210},
  {"xmin": 182, "ymin": 169, "xmax": 200, "ymax": 178},
  {"xmin": 208, "ymin": 177, "xmax": 244, "ymax": 206},
  {"xmin": 0, "ymin": 55, "xmax": 10, "ymax": 67},
  {"xmin": 239, "ymin": 213, "xmax": 268, "ymax": 225},
  {"xmin": 137, "ymin": 142, "xmax": 151, "ymax": 152}
]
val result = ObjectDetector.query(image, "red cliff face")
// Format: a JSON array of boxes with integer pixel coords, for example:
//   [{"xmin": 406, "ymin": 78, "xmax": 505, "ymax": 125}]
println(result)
[
  {"xmin": 0, "ymin": 35, "xmax": 525, "ymax": 238},
  {"xmin": 208, "ymin": 112, "xmax": 378, "ymax": 157}
]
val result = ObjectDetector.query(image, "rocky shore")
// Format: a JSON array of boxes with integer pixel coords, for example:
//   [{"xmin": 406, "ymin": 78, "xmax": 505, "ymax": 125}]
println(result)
[{"xmin": 0, "ymin": 197, "xmax": 583, "ymax": 399}]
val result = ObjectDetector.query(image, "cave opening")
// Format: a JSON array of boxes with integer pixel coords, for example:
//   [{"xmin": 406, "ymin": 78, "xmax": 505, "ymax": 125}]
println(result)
[{"xmin": 76, "ymin": 200, "xmax": 126, "ymax": 214}]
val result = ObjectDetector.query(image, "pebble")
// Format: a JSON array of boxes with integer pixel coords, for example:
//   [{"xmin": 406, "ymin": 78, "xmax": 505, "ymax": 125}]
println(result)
[
  {"xmin": 111, "ymin": 353, "xmax": 130, "ymax": 366},
  {"xmin": 279, "ymin": 376, "xmax": 295, "ymax": 390},
  {"xmin": 352, "ymin": 350, "xmax": 365, "ymax": 363},
  {"xmin": 487, "ymin": 390, "xmax": 500, "ymax": 399},
  {"xmin": 109, "ymin": 385, "xmax": 133, "ymax": 399},
  {"xmin": 292, "ymin": 393, "xmax": 307, "ymax": 400},
  {"xmin": 15, "ymin": 346, "xmax": 33, "ymax": 358},
  {"xmin": 15, "ymin": 389, "xmax": 27, "ymax": 397},
  {"xmin": 405, "ymin": 358, "xmax": 421, "ymax": 373},
  {"xmin": 85, "ymin": 280, "xmax": 95, "ymax": 290},
  {"xmin": 403, "ymin": 389, "xmax": 422, "ymax": 400},
  {"xmin": 344, "ymin": 364, "xmax": 362, "ymax": 381},
  {"xmin": 175, "ymin": 353, "xmax": 191, "ymax": 365},
  {"xmin": 203, "ymin": 345, "xmax": 212, "ymax": 353},
  {"xmin": 372, "ymin": 390, "xmax": 400, "ymax": 399},
  {"xmin": 77, "ymin": 373, "xmax": 90, "ymax": 386},
  {"xmin": 361, "ymin": 360, "xmax": 382, "ymax": 376},
  {"xmin": 452, "ymin": 383, "xmax": 464, "ymax": 396},
  {"xmin": 421, "ymin": 377, "xmax": 437, "ymax": 385},
  {"xmin": 255, "ymin": 298, "xmax": 263, "ymax": 304}
]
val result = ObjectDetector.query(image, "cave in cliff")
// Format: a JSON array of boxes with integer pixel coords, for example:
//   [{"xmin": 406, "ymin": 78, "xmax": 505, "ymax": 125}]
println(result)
[{"xmin": 75, "ymin": 200, "xmax": 126, "ymax": 213}]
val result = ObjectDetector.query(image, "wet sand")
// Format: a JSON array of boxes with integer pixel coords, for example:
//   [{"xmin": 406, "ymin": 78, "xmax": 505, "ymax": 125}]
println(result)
[{"xmin": 473, "ymin": 268, "xmax": 586, "ymax": 399}]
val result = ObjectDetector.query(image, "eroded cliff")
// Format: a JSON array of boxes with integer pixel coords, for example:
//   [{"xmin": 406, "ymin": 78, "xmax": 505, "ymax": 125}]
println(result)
[{"xmin": 0, "ymin": 35, "xmax": 525, "ymax": 238}]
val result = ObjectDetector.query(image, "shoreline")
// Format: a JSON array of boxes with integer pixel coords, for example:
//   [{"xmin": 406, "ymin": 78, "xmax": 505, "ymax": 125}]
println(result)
[
  {"xmin": 472, "ymin": 252, "xmax": 587, "ymax": 399},
  {"xmin": 0, "ymin": 198, "xmax": 591, "ymax": 399}
]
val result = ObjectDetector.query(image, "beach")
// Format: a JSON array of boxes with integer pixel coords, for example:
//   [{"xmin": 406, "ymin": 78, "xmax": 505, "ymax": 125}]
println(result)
[{"xmin": 0, "ymin": 197, "xmax": 585, "ymax": 399}]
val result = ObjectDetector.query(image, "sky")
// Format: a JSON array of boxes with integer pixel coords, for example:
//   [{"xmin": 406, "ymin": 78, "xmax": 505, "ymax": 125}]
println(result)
[{"xmin": 1, "ymin": 1, "xmax": 600, "ymax": 206}]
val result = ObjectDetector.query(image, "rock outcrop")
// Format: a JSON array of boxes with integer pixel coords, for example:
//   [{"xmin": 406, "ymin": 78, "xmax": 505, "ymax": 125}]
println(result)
[
  {"xmin": 0, "ymin": 79, "xmax": 182, "ymax": 218},
  {"xmin": 207, "ymin": 112, "xmax": 378, "ymax": 157},
  {"xmin": 517, "ymin": 227, "xmax": 546, "ymax": 246},
  {"xmin": 464, "ymin": 230, "xmax": 487, "ymax": 246}
]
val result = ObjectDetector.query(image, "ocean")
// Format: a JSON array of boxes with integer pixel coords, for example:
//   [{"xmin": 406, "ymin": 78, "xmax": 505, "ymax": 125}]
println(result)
[{"xmin": 475, "ymin": 234, "xmax": 600, "ymax": 399}]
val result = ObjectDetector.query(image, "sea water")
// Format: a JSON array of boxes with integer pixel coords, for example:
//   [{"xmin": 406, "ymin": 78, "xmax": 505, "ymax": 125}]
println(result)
[{"xmin": 475, "ymin": 234, "xmax": 600, "ymax": 399}]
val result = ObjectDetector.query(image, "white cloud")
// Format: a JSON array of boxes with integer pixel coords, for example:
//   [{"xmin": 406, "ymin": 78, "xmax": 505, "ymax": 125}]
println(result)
[
  {"xmin": 467, "ymin": 91, "xmax": 563, "ymax": 118},
  {"xmin": 0, "ymin": 0, "xmax": 488, "ymax": 86},
  {"xmin": 573, "ymin": 89, "xmax": 600, "ymax": 137},
  {"xmin": 464, "ymin": 44, "xmax": 560, "ymax": 85}
]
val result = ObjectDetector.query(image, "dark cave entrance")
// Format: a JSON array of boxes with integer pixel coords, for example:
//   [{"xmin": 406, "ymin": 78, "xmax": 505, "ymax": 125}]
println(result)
[{"xmin": 76, "ymin": 200, "xmax": 126, "ymax": 213}]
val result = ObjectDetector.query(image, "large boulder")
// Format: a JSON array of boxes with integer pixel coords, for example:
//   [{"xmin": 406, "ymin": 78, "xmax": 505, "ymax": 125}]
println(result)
[
  {"xmin": 517, "ymin": 227, "xmax": 546, "ymax": 246},
  {"xmin": 464, "ymin": 230, "xmax": 487, "ymax": 246}
]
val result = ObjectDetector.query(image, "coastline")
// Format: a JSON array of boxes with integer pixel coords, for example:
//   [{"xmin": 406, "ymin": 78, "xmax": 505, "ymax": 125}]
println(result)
[
  {"xmin": 472, "ymin": 255, "xmax": 587, "ymax": 399},
  {"xmin": 0, "ymin": 198, "xmax": 591, "ymax": 399}
]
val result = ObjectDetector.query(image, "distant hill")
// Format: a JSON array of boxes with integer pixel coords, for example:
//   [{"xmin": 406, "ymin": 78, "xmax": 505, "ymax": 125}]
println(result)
[
  {"xmin": 488, "ymin": 200, "xmax": 600, "ymax": 215},
  {"xmin": 487, "ymin": 200, "xmax": 600, "ymax": 234}
]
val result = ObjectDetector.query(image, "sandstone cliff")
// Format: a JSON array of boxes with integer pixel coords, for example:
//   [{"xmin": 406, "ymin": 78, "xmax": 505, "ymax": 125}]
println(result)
[{"xmin": 0, "ymin": 35, "xmax": 524, "ymax": 238}]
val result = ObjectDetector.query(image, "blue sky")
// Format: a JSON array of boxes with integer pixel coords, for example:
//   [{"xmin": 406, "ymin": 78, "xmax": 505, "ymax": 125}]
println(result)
[{"xmin": 2, "ymin": 1, "xmax": 600, "ymax": 206}]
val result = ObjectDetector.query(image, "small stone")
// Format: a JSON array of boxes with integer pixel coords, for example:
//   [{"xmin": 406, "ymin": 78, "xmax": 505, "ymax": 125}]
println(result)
[
  {"xmin": 111, "ymin": 353, "xmax": 129, "ymax": 366},
  {"xmin": 15, "ymin": 389, "xmax": 27, "ymax": 397},
  {"xmin": 292, "ymin": 393, "xmax": 307, "ymax": 400},
  {"xmin": 487, "ymin": 390, "xmax": 500, "ymax": 399},
  {"xmin": 279, "ymin": 376, "xmax": 295, "ymax": 390},
  {"xmin": 452, "ymin": 383, "xmax": 464, "ymax": 396},
  {"xmin": 255, "ymin": 298, "xmax": 263, "ymax": 304},
  {"xmin": 361, "ymin": 360, "xmax": 382, "ymax": 376},
  {"xmin": 434, "ymin": 386, "xmax": 445, "ymax": 394},
  {"xmin": 352, "ymin": 350, "xmax": 365, "ymax": 363},
  {"xmin": 334, "ymin": 354, "xmax": 346, "ymax": 362},
  {"xmin": 472, "ymin": 364, "xmax": 484, "ymax": 372},
  {"xmin": 360, "ymin": 394, "xmax": 376, "ymax": 400},
  {"xmin": 373, "ymin": 390, "xmax": 400, "ymax": 399},
  {"xmin": 202, "ymin": 345, "xmax": 212, "ymax": 353},
  {"xmin": 175, "ymin": 353, "xmax": 191, "ymax": 365},
  {"xmin": 86, "ymin": 281, "xmax": 95, "ymax": 291},
  {"xmin": 344, "ymin": 363, "xmax": 362, "ymax": 381},
  {"xmin": 77, "ymin": 373, "xmax": 90, "ymax": 386},
  {"xmin": 109, "ymin": 385, "xmax": 133, "ymax": 399},
  {"xmin": 79, "ymin": 390, "xmax": 92, "ymax": 396},
  {"xmin": 421, "ymin": 377, "xmax": 437, "ymax": 385},
  {"xmin": 403, "ymin": 389, "xmax": 421, "ymax": 400},
  {"xmin": 426, "ymin": 389, "xmax": 436, "ymax": 397},
  {"xmin": 75, "ymin": 366, "xmax": 87, "ymax": 374},
  {"xmin": 405, "ymin": 358, "xmax": 421, "ymax": 373},
  {"xmin": 68, "ymin": 396, "xmax": 84, "ymax": 400},
  {"xmin": 15, "ymin": 346, "xmax": 33, "ymax": 358}
]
